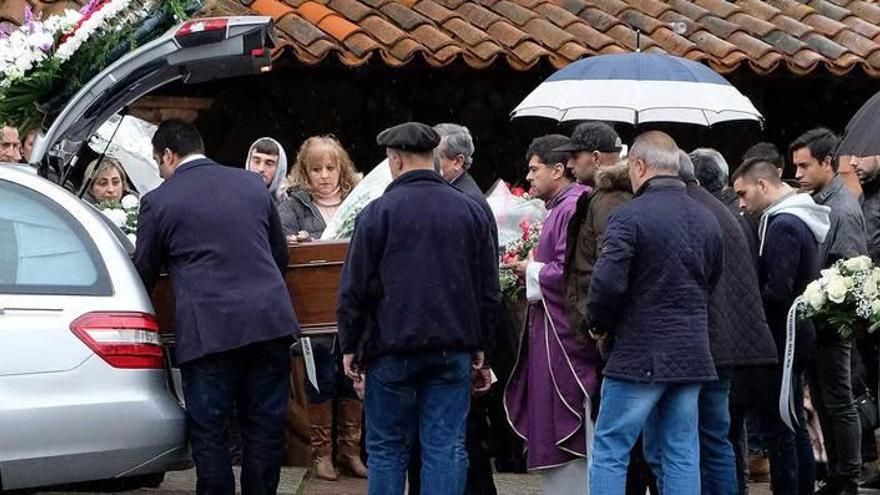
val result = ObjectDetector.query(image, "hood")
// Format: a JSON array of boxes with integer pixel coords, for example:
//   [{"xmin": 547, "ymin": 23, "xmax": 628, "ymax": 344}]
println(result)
[
  {"xmin": 246, "ymin": 137, "xmax": 288, "ymax": 202},
  {"xmin": 595, "ymin": 162, "xmax": 631, "ymax": 193},
  {"xmin": 758, "ymin": 192, "xmax": 830, "ymax": 257}
]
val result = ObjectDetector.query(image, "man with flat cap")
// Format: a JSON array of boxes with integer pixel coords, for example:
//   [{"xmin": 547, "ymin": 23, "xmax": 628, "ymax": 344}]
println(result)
[{"xmin": 337, "ymin": 122, "xmax": 501, "ymax": 494}]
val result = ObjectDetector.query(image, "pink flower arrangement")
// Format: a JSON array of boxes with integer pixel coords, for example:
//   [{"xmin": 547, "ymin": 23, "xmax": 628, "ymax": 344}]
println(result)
[{"xmin": 499, "ymin": 219, "xmax": 542, "ymax": 301}]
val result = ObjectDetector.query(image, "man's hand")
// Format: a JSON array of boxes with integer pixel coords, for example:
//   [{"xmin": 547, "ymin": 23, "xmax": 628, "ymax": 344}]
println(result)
[
  {"xmin": 472, "ymin": 351, "xmax": 485, "ymax": 370},
  {"xmin": 472, "ymin": 367, "xmax": 492, "ymax": 396},
  {"xmin": 343, "ymin": 353, "xmax": 361, "ymax": 383},
  {"xmin": 353, "ymin": 374, "xmax": 365, "ymax": 400}
]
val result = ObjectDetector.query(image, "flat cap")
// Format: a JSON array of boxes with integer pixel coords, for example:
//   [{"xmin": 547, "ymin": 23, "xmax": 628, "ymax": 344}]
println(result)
[{"xmin": 376, "ymin": 122, "xmax": 440, "ymax": 152}]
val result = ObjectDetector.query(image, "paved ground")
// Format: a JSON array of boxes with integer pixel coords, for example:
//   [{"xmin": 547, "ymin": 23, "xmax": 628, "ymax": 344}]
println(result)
[{"xmin": 32, "ymin": 468, "xmax": 880, "ymax": 494}]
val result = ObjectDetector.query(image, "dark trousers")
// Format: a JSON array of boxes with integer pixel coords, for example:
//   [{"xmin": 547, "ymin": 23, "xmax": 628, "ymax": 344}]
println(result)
[
  {"xmin": 730, "ymin": 405, "xmax": 750, "ymax": 495},
  {"xmin": 181, "ymin": 337, "xmax": 292, "ymax": 495},
  {"xmin": 304, "ymin": 336, "xmax": 357, "ymax": 404},
  {"xmin": 763, "ymin": 370, "xmax": 816, "ymax": 495},
  {"xmin": 808, "ymin": 337, "xmax": 861, "ymax": 481}
]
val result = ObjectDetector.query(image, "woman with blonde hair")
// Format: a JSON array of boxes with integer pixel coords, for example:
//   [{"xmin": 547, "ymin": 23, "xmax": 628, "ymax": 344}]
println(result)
[
  {"xmin": 279, "ymin": 135, "xmax": 359, "ymax": 242},
  {"xmin": 278, "ymin": 135, "xmax": 365, "ymax": 481},
  {"xmin": 79, "ymin": 157, "xmax": 132, "ymax": 204}
]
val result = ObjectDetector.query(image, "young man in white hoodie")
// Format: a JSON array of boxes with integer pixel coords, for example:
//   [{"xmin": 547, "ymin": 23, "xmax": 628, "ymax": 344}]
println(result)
[
  {"xmin": 246, "ymin": 137, "xmax": 288, "ymax": 204},
  {"xmin": 733, "ymin": 159, "xmax": 831, "ymax": 495}
]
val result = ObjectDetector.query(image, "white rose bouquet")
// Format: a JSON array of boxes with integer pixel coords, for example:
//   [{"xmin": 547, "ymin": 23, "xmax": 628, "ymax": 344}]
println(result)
[
  {"xmin": 97, "ymin": 193, "xmax": 139, "ymax": 245},
  {"xmin": 799, "ymin": 255, "xmax": 880, "ymax": 339}
]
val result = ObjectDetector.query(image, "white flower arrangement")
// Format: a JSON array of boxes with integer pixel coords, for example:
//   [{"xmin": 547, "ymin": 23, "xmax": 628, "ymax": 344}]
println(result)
[
  {"xmin": 799, "ymin": 255, "xmax": 880, "ymax": 339},
  {"xmin": 0, "ymin": 8, "xmax": 81, "ymax": 88},
  {"xmin": 98, "ymin": 193, "xmax": 139, "ymax": 245}
]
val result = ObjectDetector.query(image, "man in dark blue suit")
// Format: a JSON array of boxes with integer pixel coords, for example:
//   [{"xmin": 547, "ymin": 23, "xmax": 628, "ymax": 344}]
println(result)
[{"xmin": 134, "ymin": 120, "xmax": 298, "ymax": 495}]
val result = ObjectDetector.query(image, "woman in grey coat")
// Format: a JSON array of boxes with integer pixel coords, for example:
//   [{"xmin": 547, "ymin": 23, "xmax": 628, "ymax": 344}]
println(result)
[
  {"xmin": 277, "ymin": 135, "xmax": 363, "ymax": 481},
  {"xmin": 278, "ymin": 135, "xmax": 359, "ymax": 242}
]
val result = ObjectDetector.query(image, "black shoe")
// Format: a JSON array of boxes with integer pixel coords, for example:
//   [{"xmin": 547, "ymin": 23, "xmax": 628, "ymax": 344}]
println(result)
[
  {"xmin": 815, "ymin": 478, "xmax": 840, "ymax": 495},
  {"xmin": 863, "ymin": 471, "xmax": 880, "ymax": 489},
  {"xmin": 840, "ymin": 479, "xmax": 859, "ymax": 495}
]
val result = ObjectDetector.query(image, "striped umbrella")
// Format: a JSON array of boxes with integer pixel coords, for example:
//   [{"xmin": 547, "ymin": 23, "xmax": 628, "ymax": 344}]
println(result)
[{"xmin": 512, "ymin": 52, "xmax": 762, "ymax": 127}]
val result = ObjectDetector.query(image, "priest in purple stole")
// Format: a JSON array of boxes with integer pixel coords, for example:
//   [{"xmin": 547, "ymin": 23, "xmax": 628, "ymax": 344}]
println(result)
[{"xmin": 505, "ymin": 135, "xmax": 601, "ymax": 492}]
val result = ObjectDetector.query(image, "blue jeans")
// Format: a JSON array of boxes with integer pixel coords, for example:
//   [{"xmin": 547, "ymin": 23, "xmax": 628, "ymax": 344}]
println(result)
[
  {"xmin": 590, "ymin": 377, "xmax": 702, "ymax": 495},
  {"xmin": 365, "ymin": 351, "xmax": 471, "ymax": 495},
  {"xmin": 645, "ymin": 372, "xmax": 737, "ymax": 495},
  {"xmin": 181, "ymin": 337, "xmax": 292, "ymax": 495}
]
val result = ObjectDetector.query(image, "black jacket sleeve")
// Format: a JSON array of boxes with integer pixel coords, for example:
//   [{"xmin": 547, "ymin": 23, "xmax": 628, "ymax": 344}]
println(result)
[{"xmin": 268, "ymin": 199, "xmax": 289, "ymax": 275}]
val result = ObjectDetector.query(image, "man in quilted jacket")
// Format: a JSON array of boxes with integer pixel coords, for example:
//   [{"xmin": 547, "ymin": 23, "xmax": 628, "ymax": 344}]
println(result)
[{"xmin": 586, "ymin": 131, "xmax": 723, "ymax": 495}]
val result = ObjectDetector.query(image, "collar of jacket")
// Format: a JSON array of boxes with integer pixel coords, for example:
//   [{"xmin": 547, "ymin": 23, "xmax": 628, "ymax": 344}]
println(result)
[
  {"xmin": 174, "ymin": 157, "xmax": 213, "ymax": 176},
  {"xmin": 863, "ymin": 173, "xmax": 880, "ymax": 198},
  {"xmin": 595, "ymin": 162, "xmax": 631, "ymax": 192},
  {"xmin": 812, "ymin": 173, "xmax": 844, "ymax": 206},
  {"xmin": 634, "ymin": 175, "xmax": 685, "ymax": 197},
  {"xmin": 385, "ymin": 169, "xmax": 446, "ymax": 193}
]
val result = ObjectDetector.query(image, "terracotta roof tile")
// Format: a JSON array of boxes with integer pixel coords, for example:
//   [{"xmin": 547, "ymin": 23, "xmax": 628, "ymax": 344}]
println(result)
[
  {"xmin": 489, "ymin": 0, "xmax": 539, "ymax": 27},
  {"xmin": 668, "ymin": 0, "xmax": 712, "ymax": 22},
  {"xmin": 842, "ymin": 16, "xmax": 880, "ymax": 40},
  {"xmin": 534, "ymin": 3, "xmax": 582, "ymax": 29},
  {"xmin": 768, "ymin": 0, "xmax": 816, "ymax": 20},
  {"xmin": 729, "ymin": 12, "xmax": 778, "ymax": 37},
  {"xmin": 522, "ymin": 17, "xmax": 577, "ymax": 50},
  {"xmin": 658, "ymin": 10, "xmax": 702, "ymax": 36},
  {"xmin": 578, "ymin": 7, "xmax": 623, "ymax": 32},
  {"xmin": 650, "ymin": 26, "xmax": 700, "ymax": 57},
  {"xmin": 738, "ymin": 0, "xmax": 781, "ymax": 21},
  {"xmin": 801, "ymin": 12, "xmax": 848, "ymax": 37},
  {"xmin": 848, "ymin": 1, "xmax": 880, "ymax": 25},
  {"xmin": 806, "ymin": 0, "xmax": 851, "ymax": 21},
  {"xmin": 619, "ymin": 9, "xmax": 665, "ymax": 34},
  {"xmin": 565, "ymin": 21, "xmax": 620, "ymax": 51},
  {"xmin": 487, "ymin": 20, "xmax": 532, "ymax": 49},
  {"xmin": 626, "ymin": 0, "xmax": 673, "ymax": 18},
  {"xmin": 413, "ymin": 0, "xmax": 458, "ymax": 25},
  {"xmin": 769, "ymin": 14, "xmax": 815, "ymax": 39},
  {"xmin": 411, "ymin": 23, "xmax": 457, "ymax": 51},
  {"xmin": 357, "ymin": 14, "xmax": 404, "ymax": 43},
  {"xmin": 276, "ymin": 11, "xmax": 330, "ymax": 46},
  {"xmin": 557, "ymin": 0, "xmax": 591, "ymax": 17},
  {"xmin": 589, "ymin": 0, "xmax": 632, "ymax": 18},
  {"xmin": 327, "ymin": 0, "xmax": 374, "ymax": 22},
  {"xmin": 455, "ymin": 2, "xmax": 502, "ymax": 30},
  {"xmin": 380, "ymin": 1, "xmax": 431, "ymax": 30},
  {"xmin": 9, "ymin": 0, "xmax": 880, "ymax": 77},
  {"xmin": 694, "ymin": 0, "xmax": 741, "ymax": 18},
  {"xmin": 442, "ymin": 16, "xmax": 491, "ymax": 45},
  {"xmin": 252, "ymin": 0, "xmax": 295, "ymax": 19},
  {"xmin": 700, "ymin": 15, "xmax": 744, "ymax": 39},
  {"xmin": 834, "ymin": 29, "xmax": 880, "ymax": 57}
]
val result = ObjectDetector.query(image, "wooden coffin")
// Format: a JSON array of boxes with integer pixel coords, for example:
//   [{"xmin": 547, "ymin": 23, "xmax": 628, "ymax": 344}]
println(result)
[{"xmin": 151, "ymin": 240, "xmax": 349, "ymax": 339}]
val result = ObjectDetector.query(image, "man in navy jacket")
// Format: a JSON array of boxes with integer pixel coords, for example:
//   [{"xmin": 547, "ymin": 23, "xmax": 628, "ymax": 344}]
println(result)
[
  {"xmin": 733, "ymin": 159, "xmax": 829, "ymax": 495},
  {"xmin": 134, "ymin": 120, "xmax": 298, "ymax": 495},
  {"xmin": 337, "ymin": 122, "xmax": 500, "ymax": 495}
]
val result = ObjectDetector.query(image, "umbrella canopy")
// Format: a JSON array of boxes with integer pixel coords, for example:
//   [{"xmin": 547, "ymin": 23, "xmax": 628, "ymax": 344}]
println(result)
[
  {"xmin": 837, "ymin": 90, "xmax": 880, "ymax": 158},
  {"xmin": 511, "ymin": 53, "xmax": 762, "ymax": 127}
]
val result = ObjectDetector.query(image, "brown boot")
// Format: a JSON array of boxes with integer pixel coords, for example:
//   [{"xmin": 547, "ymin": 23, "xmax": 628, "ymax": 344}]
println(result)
[
  {"xmin": 336, "ymin": 398, "xmax": 368, "ymax": 478},
  {"xmin": 306, "ymin": 401, "xmax": 338, "ymax": 481}
]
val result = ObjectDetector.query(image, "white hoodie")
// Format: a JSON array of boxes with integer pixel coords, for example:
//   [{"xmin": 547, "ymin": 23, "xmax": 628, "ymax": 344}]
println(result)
[
  {"xmin": 758, "ymin": 191, "xmax": 831, "ymax": 257},
  {"xmin": 245, "ymin": 137, "xmax": 288, "ymax": 203}
]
